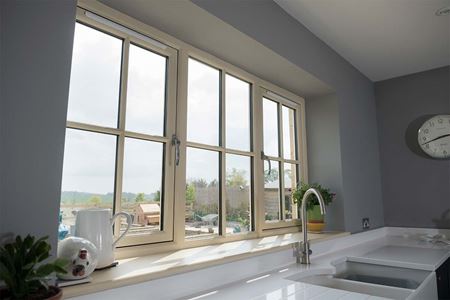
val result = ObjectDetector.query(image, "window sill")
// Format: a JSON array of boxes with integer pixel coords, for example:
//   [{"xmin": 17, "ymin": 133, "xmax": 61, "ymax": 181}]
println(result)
[{"xmin": 62, "ymin": 231, "xmax": 348, "ymax": 298}]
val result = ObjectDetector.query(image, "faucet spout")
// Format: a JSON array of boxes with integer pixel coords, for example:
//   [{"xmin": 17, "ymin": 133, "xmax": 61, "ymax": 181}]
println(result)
[{"xmin": 297, "ymin": 188, "xmax": 326, "ymax": 264}]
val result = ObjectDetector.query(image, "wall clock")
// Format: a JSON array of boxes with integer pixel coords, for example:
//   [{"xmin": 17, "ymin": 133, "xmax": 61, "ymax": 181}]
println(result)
[{"xmin": 417, "ymin": 114, "xmax": 450, "ymax": 159}]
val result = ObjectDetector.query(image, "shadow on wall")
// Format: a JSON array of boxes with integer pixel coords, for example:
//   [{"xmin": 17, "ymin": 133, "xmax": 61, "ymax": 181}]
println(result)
[
  {"xmin": 404, "ymin": 114, "xmax": 450, "ymax": 160},
  {"xmin": 433, "ymin": 209, "xmax": 450, "ymax": 229}
]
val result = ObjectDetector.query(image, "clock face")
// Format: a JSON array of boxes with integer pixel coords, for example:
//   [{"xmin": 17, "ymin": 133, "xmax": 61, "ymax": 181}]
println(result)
[{"xmin": 417, "ymin": 115, "xmax": 450, "ymax": 159}]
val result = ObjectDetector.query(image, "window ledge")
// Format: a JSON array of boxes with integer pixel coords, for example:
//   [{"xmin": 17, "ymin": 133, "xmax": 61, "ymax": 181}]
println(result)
[{"xmin": 62, "ymin": 231, "xmax": 348, "ymax": 298}]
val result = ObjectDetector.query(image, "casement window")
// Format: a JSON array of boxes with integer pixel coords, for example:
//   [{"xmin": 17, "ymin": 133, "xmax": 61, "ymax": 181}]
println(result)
[
  {"xmin": 184, "ymin": 58, "xmax": 254, "ymax": 239},
  {"xmin": 261, "ymin": 92, "xmax": 303, "ymax": 230},
  {"xmin": 59, "ymin": 6, "xmax": 307, "ymax": 249},
  {"xmin": 61, "ymin": 19, "xmax": 177, "ymax": 246}
]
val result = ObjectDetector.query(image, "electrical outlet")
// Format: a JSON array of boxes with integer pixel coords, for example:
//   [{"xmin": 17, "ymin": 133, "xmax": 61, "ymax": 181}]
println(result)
[{"xmin": 362, "ymin": 218, "xmax": 370, "ymax": 230}]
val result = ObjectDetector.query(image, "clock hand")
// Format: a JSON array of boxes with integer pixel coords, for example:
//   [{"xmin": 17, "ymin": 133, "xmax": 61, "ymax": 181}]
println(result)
[{"xmin": 421, "ymin": 133, "xmax": 450, "ymax": 145}]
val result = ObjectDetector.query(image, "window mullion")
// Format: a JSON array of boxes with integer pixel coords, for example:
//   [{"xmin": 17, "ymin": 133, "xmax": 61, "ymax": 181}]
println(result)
[
  {"xmin": 278, "ymin": 103, "xmax": 286, "ymax": 222},
  {"xmin": 113, "ymin": 37, "xmax": 130, "ymax": 237},
  {"xmin": 66, "ymin": 121, "xmax": 122, "ymax": 136},
  {"xmin": 173, "ymin": 50, "xmax": 189, "ymax": 245},
  {"xmin": 293, "ymin": 164, "xmax": 300, "ymax": 219},
  {"xmin": 220, "ymin": 70, "xmax": 226, "ymax": 236},
  {"xmin": 297, "ymin": 107, "xmax": 308, "ymax": 183},
  {"xmin": 253, "ymin": 87, "xmax": 264, "ymax": 235}
]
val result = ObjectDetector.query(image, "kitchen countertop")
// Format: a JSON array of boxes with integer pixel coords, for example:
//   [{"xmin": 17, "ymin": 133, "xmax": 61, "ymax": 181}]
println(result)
[
  {"xmin": 63, "ymin": 231, "xmax": 348, "ymax": 298},
  {"xmin": 180, "ymin": 230, "xmax": 450, "ymax": 300},
  {"xmin": 351, "ymin": 245, "xmax": 450, "ymax": 271},
  {"xmin": 68, "ymin": 228, "xmax": 450, "ymax": 300},
  {"xmin": 182, "ymin": 264, "xmax": 391, "ymax": 300}
]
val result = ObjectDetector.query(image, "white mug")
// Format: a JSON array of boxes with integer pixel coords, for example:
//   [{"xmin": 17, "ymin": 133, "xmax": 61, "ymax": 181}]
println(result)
[{"xmin": 74, "ymin": 208, "xmax": 132, "ymax": 269}]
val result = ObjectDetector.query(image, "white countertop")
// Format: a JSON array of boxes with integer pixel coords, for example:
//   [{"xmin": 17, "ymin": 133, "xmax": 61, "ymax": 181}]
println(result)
[
  {"xmin": 69, "ymin": 228, "xmax": 450, "ymax": 300},
  {"xmin": 353, "ymin": 245, "xmax": 449, "ymax": 271},
  {"xmin": 184, "ymin": 264, "xmax": 390, "ymax": 300},
  {"xmin": 181, "ymin": 230, "xmax": 450, "ymax": 300},
  {"xmin": 63, "ymin": 231, "xmax": 348, "ymax": 298}
]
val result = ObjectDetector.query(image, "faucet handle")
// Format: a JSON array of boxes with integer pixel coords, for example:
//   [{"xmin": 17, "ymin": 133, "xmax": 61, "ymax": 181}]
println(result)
[
  {"xmin": 300, "ymin": 241, "xmax": 312, "ymax": 256},
  {"xmin": 304, "ymin": 248, "xmax": 312, "ymax": 256}
]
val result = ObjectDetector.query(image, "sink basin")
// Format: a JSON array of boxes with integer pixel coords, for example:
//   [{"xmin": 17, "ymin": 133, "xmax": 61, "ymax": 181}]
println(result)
[
  {"xmin": 286, "ymin": 258, "xmax": 436, "ymax": 300},
  {"xmin": 287, "ymin": 274, "xmax": 412, "ymax": 299},
  {"xmin": 333, "ymin": 260, "xmax": 429, "ymax": 289},
  {"xmin": 340, "ymin": 274, "xmax": 417, "ymax": 289}
]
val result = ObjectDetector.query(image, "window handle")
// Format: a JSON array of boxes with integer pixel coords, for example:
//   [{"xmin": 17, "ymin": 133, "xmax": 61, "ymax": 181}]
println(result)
[
  {"xmin": 261, "ymin": 151, "xmax": 271, "ymax": 175},
  {"xmin": 172, "ymin": 134, "xmax": 181, "ymax": 166}
]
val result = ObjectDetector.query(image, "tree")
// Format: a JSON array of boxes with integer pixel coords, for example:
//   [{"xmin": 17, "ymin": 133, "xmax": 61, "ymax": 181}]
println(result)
[
  {"xmin": 190, "ymin": 179, "xmax": 208, "ymax": 188},
  {"xmin": 264, "ymin": 168, "xmax": 279, "ymax": 184},
  {"xmin": 134, "ymin": 193, "xmax": 146, "ymax": 203},
  {"xmin": 185, "ymin": 184, "xmax": 196, "ymax": 206},
  {"xmin": 155, "ymin": 190, "xmax": 161, "ymax": 202},
  {"xmin": 208, "ymin": 179, "xmax": 219, "ymax": 187},
  {"xmin": 226, "ymin": 168, "xmax": 247, "ymax": 187},
  {"xmin": 89, "ymin": 196, "xmax": 102, "ymax": 207}
]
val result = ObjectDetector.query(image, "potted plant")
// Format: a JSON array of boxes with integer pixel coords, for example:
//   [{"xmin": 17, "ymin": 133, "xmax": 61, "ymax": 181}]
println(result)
[
  {"xmin": 0, "ymin": 235, "xmax": 68, "ymax": 300},
  {"xmin": 292, "ymin": 182, "xmax": 335, "ymax": 232}
]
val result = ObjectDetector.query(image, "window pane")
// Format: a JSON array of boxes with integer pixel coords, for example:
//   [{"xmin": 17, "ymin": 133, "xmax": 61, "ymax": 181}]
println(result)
[
  {"xmin": 284, "ymin": 163, "xmax": 298, "ymax": 220},
  {"xmin": 121, "ymin": 138, "xmax": 164, "ymax": 235},
  {"xmin": 185, "ymin": 148, "xmax": 219, "ymax": 238},
  {"xmin": 226, "ymin": 154, "xmax": 251, "ymax": 234},
  {"xmin": 263, "ymin": 98, "xmax": 279, "ymax": 157},
  {"xmin": 283, "ymin": 106, "xmax": 297, "ymax": 160},
  {"xmin": 226, "ymin": 75, "xmax": 250, "ymax": 151},
  {"xmin": 187, "ymin": 58, "xmax": 220, "ymax": 146},
  {"xmin": 67, "ymin": 23, "xmax": 122, "ymax": 128},
  {"xmin": 264, "ymin": 160, "xmax": 280, "ymax": 222},
  {"xmin": 60, "ymin": 129, "xmax": 116, "ymax": 228},
  {"xmin": 126, "ymin": 44, "xmax": 167, "ymax": 136}
]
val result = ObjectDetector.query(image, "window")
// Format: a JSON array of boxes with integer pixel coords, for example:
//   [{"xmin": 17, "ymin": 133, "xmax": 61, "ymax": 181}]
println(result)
[
  {"xmin": 185, "ymin": 147, "xmax": 220, "ymax": 238},
  {"xmin": 61, "ymin": 20, "xmax": 177, "ymax": 245},
  {"xmin": 262, "ymin": 94, "xmax": 301, "ymax": 227},
  {"xmin": 61, "ymin": 129, "xmax": 117, "ymax": 227},
  {"xmin": 184, "ymin": 59, "xmax": 253, "ymax": 239},
  {"xmin": 60, "ymin": 7, "xmax": 306, "ymax": 250},
  {"xmin": 66, "ymin": 22, "xmax": 122, "ymax": 128}
]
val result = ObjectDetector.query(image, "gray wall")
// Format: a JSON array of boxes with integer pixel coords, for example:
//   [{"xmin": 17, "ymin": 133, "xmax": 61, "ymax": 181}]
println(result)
[
  {"xmin": 191, "ymin": 0, "xmax": 383, "ymax": 232},
  {"xmin": 0, "ymin": 2, "xmax": 3, "ymax": 234},
  {"xmin": 375, "ymin": 66, "xmax": 450, "ymax": 229},
  {"xmin": 0, "ymin": 0, "xmax": 76, "ymax": 253},
  {"xmin": 306, "ymin": 94, "xmax": 345, "ymax": 231}
]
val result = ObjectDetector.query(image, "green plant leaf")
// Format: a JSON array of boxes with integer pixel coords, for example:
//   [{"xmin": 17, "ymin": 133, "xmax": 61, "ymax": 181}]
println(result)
[
  {"xmin": 292, "ymin": 181, "xmax": 335, "ymax": 211},
  {"xmin": 0, "ymin": 247, "xmax": 16, "ymax": 275},
  {"xmin": 53, "ymin": 258, "xmax": 69, "ymax": 274},
  {"xmin": 23, "ymin": 235, "xmax": 34, "ymax": 249},
  {"xmin": 35, "ymin": 241, "xmax": 50, "ymax": 263},
  {"xmin": 35, "ymin": 264, "xmax": 57, "ymax": 278},
  {"xmin": 0, "ymin": 235, "xmax": 60, "ymax": 298},
  {"xmin": 0, "ymin": 260, "xmax": 15, "ymax": 290}
]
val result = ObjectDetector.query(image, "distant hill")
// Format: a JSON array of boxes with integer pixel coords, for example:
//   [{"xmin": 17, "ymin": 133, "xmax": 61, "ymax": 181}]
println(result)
[{"xmin": 61, "ymin": 191, "xmax": 156, "ymax": 204}]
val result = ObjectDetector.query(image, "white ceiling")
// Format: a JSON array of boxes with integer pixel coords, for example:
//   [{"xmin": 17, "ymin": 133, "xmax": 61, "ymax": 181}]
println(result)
[{"xmin": 275, "ymin": 0, "xmax": 450, "ymax": 81}]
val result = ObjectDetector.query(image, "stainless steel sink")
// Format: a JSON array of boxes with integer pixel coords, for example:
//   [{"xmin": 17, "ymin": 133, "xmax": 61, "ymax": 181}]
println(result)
[
  {"xmin": 338, "ymin": 273, "xmax": 418, "ymax": 289},
  {"xmin": 287, "ymin": 273, "xmax": 413, "ymax": 299},
  {"xmin": 333, "ymin": 260, "xmax": 428, "ymax": 289},
  {"xmin": 286, "ymin": 258, "xmax": 436, "ymax": 300}
]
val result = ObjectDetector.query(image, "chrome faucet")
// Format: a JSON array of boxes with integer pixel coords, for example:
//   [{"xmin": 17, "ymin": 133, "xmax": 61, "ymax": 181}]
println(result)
[{"xmin": 293, "ymin": 188, "xmax": 326, "ymax": 264}]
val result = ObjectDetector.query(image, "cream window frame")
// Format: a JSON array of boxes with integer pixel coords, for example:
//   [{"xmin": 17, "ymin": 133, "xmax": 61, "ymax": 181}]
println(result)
[
  {"xmin": 177, "ymin": 54, "xmax": 257, "ymax": 243},
  {"xmin": 259, "ymin": 90, "xmax": 306, "ymax": 231},
  {"xmin": 69, "ymin": 8, "xmax": 178, "ymax": 246},
  {"xmin": 70, "ymin": 0, "xmax": 308, "ymax": 255}
]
